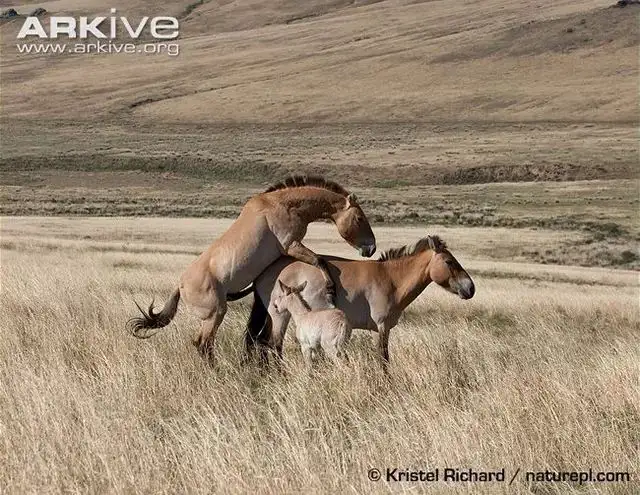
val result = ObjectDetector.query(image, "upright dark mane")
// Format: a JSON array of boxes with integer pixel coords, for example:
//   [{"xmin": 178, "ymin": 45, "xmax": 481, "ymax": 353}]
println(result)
[
  {"xmin": 264, "ymin": 175, "xmax": 349, "ymax": 197},
  {"xmin": 378, "ymin": 235, "xmax": 447, "ymax": 261}
]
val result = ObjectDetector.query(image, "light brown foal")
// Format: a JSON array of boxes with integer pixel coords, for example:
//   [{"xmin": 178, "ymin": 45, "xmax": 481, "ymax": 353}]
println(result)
[
  {"xmin": 272, "ymin": 281, "xmax": 352, "ymax": 367},
  {"xmin": 244, "ymin": 235, "xmax": 474, "ymax": 371},
  {"xmin": 127, "ymin": 176, "xmax": 376, "ymax": 363}
]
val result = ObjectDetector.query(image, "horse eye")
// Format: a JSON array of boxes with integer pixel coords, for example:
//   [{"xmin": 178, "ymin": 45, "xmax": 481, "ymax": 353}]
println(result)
[{"xmin": 445, "ymin": 259, "xmax": 454, "ymax": 266}]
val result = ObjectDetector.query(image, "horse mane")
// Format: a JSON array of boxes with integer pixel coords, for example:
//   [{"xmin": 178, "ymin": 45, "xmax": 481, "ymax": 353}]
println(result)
[
  {"xmin": 378, "ymin": 235, "xmax": 447, "ymax": 261},
  {"xmin": 264, "ymin": 175, "xmax": 349, "ymax": 197}
]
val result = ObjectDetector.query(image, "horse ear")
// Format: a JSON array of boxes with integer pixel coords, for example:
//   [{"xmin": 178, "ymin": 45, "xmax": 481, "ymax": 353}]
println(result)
[
  {"xmin": 346, "ymin": 193, "xmax": 358, "ymax": 208},
  {"xmin": 278, "ymin": 280, "xmax": 291, "ymax": 294},
  {"xmin": 294, "ymin": 281, "xmax": 307, "ymax": 293},
  {"xmin": 427, "ymin": 236, "xmax": 436, "ymax": 251}
]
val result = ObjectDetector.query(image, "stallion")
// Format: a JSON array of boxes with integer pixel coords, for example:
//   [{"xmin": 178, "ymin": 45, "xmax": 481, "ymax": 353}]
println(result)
[{"xmin": 127, "ymin": 176, "xmax": 376, "ymax": 363}]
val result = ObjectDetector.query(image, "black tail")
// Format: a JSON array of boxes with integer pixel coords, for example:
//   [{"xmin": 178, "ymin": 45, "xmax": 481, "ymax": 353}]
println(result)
[
  {"xmin": 127, "ymin": 288, "xmax": 181, "ymax": 339},
  {"xmin": 227, "ymin": 284, "xmax": 254, "ymax": 301},
  {"xmin": 243, "ymin": 290, "xmax": 272, "ymax": 364}
]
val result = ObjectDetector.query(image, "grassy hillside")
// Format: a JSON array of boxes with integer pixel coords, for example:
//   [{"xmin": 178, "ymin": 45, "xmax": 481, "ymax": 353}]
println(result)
[
  {"xmin": 1, "ymin": 1, "xmax": 637, "ymax": 178},
  {"xmin": 1, "ymin": 1, "xmax": 638, "ymax": 123}
]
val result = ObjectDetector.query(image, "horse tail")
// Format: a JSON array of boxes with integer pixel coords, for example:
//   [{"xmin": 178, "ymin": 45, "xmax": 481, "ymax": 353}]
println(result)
[
  {"xmin": 243, "ymin": 290, "xmax": 272, "ymax": 363},
  {"xmin": 226, "ymin": 284, "xmax": 254, "ymax": 301},
  {"xmin": 127, "ymin": 288, "xmax": 181, "ymax": 339}
]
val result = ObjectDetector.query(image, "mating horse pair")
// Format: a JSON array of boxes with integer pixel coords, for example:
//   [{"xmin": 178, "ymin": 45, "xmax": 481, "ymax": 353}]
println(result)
[{"xmin": 128, "ymin": 176, "xmax": 475, "ymax": 368}]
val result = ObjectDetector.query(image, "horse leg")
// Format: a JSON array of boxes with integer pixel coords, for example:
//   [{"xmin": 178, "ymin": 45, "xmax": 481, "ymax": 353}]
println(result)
[
  {"xmin": 268, "ymin": 306, "xmax": 290, "ymax": 367},
  {"xmin": 180, "ymin": 267, "xmax": 227, "ymax": 364},
  {"xmin": 301, "ymin": 345, "xmax": 314, "ymax": 369},
  {"xmin": 285, "ymin": 241, "xmax": 336, "ymax": 303},
  {"xmin": 376, "ymin": 323, "xmax": 390, "ymax": 374},
  {"xmin": 339, "ymin": 323, "xmax": 352, "ymax": 363},
  {"xmin": 256, "ymin": 317, "xmax": 272, "ymax": 367},
  {"xmin": 193, "ymin": 301, "xmax": 227, "ymax": 364},
  {"xmin": 322, "ymin": 327, "xmax": 344, "ymax": 364},
  {"xmin": 324, "ymin": 343, "xmax": 340, "ymax": 363},
  {"xmin": 243, "ymin": 295, "xmax": 270, "ymax": 366}
]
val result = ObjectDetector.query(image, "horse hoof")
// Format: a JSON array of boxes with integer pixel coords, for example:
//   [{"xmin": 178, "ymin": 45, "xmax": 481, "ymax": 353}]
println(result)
[{"xmin": 196, "ymin": 343, "xmax": 215, "ymax": 363}]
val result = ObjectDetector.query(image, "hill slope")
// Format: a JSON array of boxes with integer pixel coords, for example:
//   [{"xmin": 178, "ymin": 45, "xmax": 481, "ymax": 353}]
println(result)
[
  {"xmin": 0, "ymin": 1, "xmax": 638, "ymax": 263},
  {"xmin": 1, "ymin": 0, "xmax": 637, "ymax": 123}
]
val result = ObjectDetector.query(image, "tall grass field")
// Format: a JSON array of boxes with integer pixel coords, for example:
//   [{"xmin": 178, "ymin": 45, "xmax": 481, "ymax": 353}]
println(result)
[{"xmin": 1, "ymin": 218, "xmax": 637, "ymax": 494}]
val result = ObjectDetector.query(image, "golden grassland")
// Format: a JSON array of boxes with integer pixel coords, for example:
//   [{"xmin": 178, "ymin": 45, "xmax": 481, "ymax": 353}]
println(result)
[
  {"xmin": 1, "ymin": 217, "xmax": 638, "ymax": 494},
  {"xmin": 1, "ymin": 0, "xmax": 639, "ymax": 491}
]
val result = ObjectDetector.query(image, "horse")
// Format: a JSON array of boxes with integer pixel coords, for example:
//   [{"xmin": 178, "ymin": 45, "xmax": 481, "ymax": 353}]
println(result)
[
  {"xmin": 243, "ymin": 235, "xmax": 474, "ymax": 371},
  {"xmin": 127, "ymin": 176, "xmax": 376, "ymax": 363},
  {"xmin": 272, "ymin": 280, "xmax": 352, "ymax": 367}
]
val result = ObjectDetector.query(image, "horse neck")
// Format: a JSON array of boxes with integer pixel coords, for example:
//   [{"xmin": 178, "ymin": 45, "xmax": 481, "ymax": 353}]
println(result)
[
  {"xmin": 384, "ymin": 250, "xmax": 433, "ymax": 311},
  {"xmin": 285, "ymin": 293, "xmax": 311, "ymax": 321},
  {"xmin": 275, "ymin": 187, "xmax": 344, "ymax": 222}
]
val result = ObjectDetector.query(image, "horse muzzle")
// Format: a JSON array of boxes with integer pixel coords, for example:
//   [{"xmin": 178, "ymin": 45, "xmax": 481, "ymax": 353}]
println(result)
[
  {"xmin": 458, "ymin": 280, "xmax": 475, "ymax": 300},
  {"xmin": 359, "ymin": 244, "xmax": 376, "ymax": 257}
]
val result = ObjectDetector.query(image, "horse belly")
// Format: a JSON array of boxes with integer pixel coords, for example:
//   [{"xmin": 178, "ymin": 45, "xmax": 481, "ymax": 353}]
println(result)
[
  {"xmin": 348, "ymin": 310, "xmax": 378, "ymax": 331},
  {"xmin": 307, "ymin": 290, "xmax": 375, "ymax": 331},
  {"xmin": 212, "ymin": 227, "xmax": 282, "ymax": 292},
  {"xmin": 296, "ymin": 318, "xmax": 323, "ymax": 350},
  {"xmin": 283, "ymin": 268, "xmax": 376, "ymax": 331}
]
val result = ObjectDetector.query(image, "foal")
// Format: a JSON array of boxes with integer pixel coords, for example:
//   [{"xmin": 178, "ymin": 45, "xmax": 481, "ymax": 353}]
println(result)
[{"xmin": 272, "ymin": 281, "xmax": 352, "ymax": 367}]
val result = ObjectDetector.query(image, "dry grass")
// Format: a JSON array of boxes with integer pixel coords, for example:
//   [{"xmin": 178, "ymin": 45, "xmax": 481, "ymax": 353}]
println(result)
[
  {"xmin": 1, "ymin": 218, "xmax": 638, "ymax": 494},
  {"xmin": 1, "ymin": 0, "xmax": 639, "ymax": 490}
]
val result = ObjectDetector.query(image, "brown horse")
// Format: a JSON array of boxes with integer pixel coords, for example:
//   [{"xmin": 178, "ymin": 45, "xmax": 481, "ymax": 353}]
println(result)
[
  {"xmin": 243, "ymin": 235, "xmax": 474, "ymax": 370},
  {"xmin": 127, "ymin": 176, "xmax": 376, "ymax": 363}
]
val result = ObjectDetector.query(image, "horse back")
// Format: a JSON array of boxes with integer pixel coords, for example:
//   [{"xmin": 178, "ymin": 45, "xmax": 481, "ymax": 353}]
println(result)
[{"xmin": 206, "ymin": 211, "xmax": 281, "ymax": 290}]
